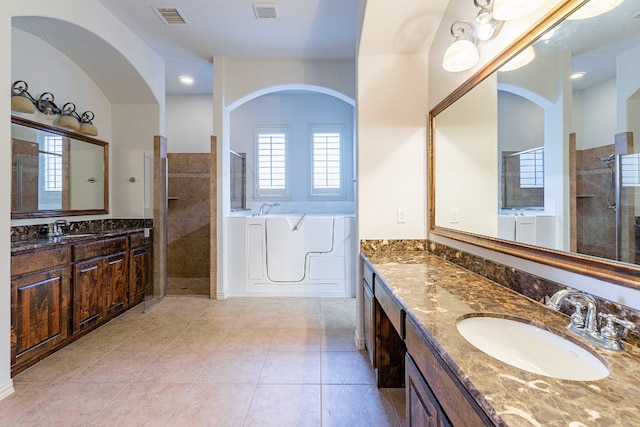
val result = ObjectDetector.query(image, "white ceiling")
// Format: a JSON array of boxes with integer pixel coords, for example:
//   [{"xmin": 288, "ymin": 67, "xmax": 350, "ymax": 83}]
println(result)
[{"xmin": 95, "ymin": 0, "xmax": 361, "ymax": 95}]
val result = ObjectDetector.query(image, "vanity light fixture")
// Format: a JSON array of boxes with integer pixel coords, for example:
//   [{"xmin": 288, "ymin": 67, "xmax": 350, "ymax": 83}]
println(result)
[
  {"xmin": 567, "ymin": 0, "xmax": 623, "ymax": 20},
  {"xmin": 492, "ymin": 0, "xmax": 550, "ymax": 21},
  {"xmin": 442, "ymin": 0, "xmax": 552, "ymax": 73},
  {"xmin": 442, "ymin": 20, "xmax": 480, "ymax": 72},
  {"xmin": 11, "ymin": 81, "xmax": 36, "ymax": 113},
  {"xmin": 10, "ymin": 80, "xmax": 98, "ymax": 136},
  {"xmin": 474, "ymin": 0, "xmax": 503, "ymax": 41}
]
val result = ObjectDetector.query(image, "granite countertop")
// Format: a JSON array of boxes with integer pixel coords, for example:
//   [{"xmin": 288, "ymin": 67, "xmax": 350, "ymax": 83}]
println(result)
[
  {"xmin": 363, "ymin": 251, "xmax": 640, "ymax": 426},
  {"xmin": 11, "ymin": 228, "xmax": 150, "ymax": 254}
]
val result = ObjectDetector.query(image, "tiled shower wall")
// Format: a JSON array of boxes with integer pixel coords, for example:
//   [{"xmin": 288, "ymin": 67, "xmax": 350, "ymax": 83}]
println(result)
[
  {"xmin": 575, "ymin": 134, "xmax": 636, "ymax": 263},
  {"xmin": 575, "ymin": 144, "xmax": 618, "ymax": 260},
  {"xmin": 167, "ymin": 153, "xmax": 210, "ymax": 279}
]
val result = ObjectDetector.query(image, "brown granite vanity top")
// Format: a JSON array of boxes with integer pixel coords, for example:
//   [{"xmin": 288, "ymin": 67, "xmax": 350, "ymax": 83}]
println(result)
[
  {"xmin": 11, "ymin": 228, "xmax": 150, "ymax": 254},
  {"xmin": 363, "ymin": 251, "xmax": 640, "ymax": 426}
]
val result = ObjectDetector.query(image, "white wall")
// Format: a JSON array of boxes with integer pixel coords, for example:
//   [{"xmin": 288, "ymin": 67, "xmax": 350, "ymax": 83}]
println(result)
[
  {"xmin": 435, "ymin": 76, "xmax": 498, "ymax": 236},
  {"xmin": 498, "ymin": 91, "xmax": 545, "ymax": 154},
  {"xmin": 230, "ymin": 91, "xmax": 355, "ymax": 214},
  {"xmin": 576, "ymin": 78, "xmax": 617, "ymax": 150},
  {"xmin": 225, "ymin": 60, "xmax": 356, "ymax": 107},
  {"xmin": 357, "ymin": 54, "xmax": 428, "ymax": 239},
  {"xmin": 166, "ymin": 95, "xmax": 214, "ymax": 153},
  {"xmin": 111, "ymin": 104, "xmax": 160, "ymax": 218}
]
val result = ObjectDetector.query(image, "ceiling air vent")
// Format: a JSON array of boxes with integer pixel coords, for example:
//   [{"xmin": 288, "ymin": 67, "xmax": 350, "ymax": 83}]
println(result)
[
  {"xmin": 153, "ymin": 7, "xmax": 189, "ymax": 25},
  {"xmin": 253, "ymin": 3, "xmax": 278, "ymax": 19}
]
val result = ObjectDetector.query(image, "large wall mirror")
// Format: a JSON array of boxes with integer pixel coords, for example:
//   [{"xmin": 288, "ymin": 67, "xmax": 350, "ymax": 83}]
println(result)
[
  {"xmin": 430, "ymin": 0, "xmax": 640, "ymax": 289},
  {"xmin": 11, "ymin": 116, "xmax": 109, "ymax": 219}
]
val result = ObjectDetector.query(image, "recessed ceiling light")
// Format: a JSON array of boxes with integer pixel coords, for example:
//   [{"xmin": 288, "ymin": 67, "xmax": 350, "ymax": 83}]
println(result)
[
  {"xmin": 179, "ymin": 75, "xmax": 194, "ymax": 85},
  {"xmin": 571, "ymin": 71, "xmax": 586, "ymax": 79}
]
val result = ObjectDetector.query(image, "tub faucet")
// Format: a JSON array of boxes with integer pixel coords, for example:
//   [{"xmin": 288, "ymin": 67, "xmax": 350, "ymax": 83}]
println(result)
[{"xmin": 255, "ymin": 202, "xmax": 280, "ymax": 216}]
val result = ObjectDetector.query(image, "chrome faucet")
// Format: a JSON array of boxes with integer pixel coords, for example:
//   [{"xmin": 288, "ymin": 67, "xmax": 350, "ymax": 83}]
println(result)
[
  {"xmin": 547, "ymin": 288, "xmax": 636, "ymax": 351},
  {"xmin": 254, "ymin": 202, "xmax": 280, "ymax": 216},
  {"xmin": 48, "ymin": 219, "xmax": 69, "ymax": 237}
]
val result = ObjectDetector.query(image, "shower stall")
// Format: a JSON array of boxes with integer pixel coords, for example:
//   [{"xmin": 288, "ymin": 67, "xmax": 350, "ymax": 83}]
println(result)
[{"xmin": 577, "ymin": 143, "xmax": 639, "ymax": 264}]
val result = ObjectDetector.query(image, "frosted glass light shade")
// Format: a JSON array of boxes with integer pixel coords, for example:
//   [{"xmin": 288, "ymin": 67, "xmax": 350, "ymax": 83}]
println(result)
[
  {"xmin": 57, "ymin": 114, "xmax": 80, "ymax": 131},
  {"xmin": 443, "ymin": 39, "xmax": 479, "ymax": 72},
  {"xmin": 499, "ymin": 46, "xmax": 536, "ymax": 72},
  {"xmin": 11, "ymin": 95, "xmax": 35, "ymax": 114},
  {"xmin": 493, "ymin": 0, "xmax": 546, "ymax": 21},
  {"xmin": 79, "ymin": 122, "xmax": 98, "ymax": 136},
  {"xmin": 568, "ymin": 0, "xmax": 623, "ymax": 20}
]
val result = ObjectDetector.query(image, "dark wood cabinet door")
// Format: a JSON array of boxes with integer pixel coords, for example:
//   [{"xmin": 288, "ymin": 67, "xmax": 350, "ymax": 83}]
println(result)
[
  {"xmin": 129, "ymin": 247, "xmax": 151, "ymax": 305},
  {"xmin": 406, "ymin": 354, "xmax": 451, "ymax": 427},
  {"xmin": 73, "ymin": 258, "xmax": 102, "ymax": 333},
  {"xmin": 11, "ymin": 267, "xmax": 70, "ymax": 367},
  {"xmin": 363, "ymin": 278, "xmax": 375, "ymax": 367},
  {"xmin": 104, "ymin": 252, "xmax": 128, "ymax": 316}
]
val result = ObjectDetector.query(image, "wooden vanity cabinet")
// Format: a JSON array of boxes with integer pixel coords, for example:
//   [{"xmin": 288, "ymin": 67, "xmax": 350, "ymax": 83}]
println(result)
[
  {"xmin": 406, "ymin": 353, "xmax": 451, "ymax": 427},
  {"xmin": 10, "ymin": 246, "xmax": 71, "ymax": 372},
  {"xmin": 363, "ymin": 261, "xmax": 376, "ymax": 366},
  {"xmin": 72, "ymin": 236, "xmax": 128, "ymax": 333},
  {"xmin": 405, "ymin": 316, "xmax": 492, "ymax": 427},
  {"xmin": 129, "ymin": 232, "xmax": 152, "ymax": 306}
]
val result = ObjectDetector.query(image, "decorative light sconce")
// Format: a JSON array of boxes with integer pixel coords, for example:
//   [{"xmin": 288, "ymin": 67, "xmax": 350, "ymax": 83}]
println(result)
[
  {"xmin": 442, "ymin": 0, "xmax": 551, "ymax": 72},
  {"xmin": 10, "ymin": 80, "xmax": 98, "ymax": 136},
  {"xmin": 442, "ymin": 20, "xmax": 479, "ymax": 72}
]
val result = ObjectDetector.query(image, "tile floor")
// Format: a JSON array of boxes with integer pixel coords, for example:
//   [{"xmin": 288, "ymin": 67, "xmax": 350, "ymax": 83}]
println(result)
[
  {"xmin": 168, "ymin": 278, "xmax": 210, "ymax": 296},
  {"xmin": 0, "ymin": 296, "xmax": 406, "ymax": 426}
]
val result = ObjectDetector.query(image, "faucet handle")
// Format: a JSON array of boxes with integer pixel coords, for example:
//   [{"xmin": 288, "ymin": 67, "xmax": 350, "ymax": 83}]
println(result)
[
  {"xmin": 568, "ymin": 301, "xmax": 586, "ymax": 328},
  {"xmin": 598, "ymin": 313, "xmax": 636, "ymax": 340}
]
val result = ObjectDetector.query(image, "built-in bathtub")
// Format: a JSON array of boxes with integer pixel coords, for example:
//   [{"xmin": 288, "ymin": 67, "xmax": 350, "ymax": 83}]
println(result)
[{"xmin": 225, "ymin": 213, "xmax": 356, "ymax": 297}]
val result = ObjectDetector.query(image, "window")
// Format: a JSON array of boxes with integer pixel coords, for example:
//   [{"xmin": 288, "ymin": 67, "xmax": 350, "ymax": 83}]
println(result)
[
  {"xmin": 519, "ymin": 147, "xmax": 544, "ymax": 188},
  {"xmin": 621, "ymin": 153, "xmax": 640, "ymax": 187},
  {"xmin": 42, "ymin": 135, "xmax": 63, "ymax": 192},
  {"xmin": 255, "ymin": 127, "xmax": 288, "ymax": 197},
  {"xmin": 310, "ymin": 126, "xmax": 344, "ymax": 197}
]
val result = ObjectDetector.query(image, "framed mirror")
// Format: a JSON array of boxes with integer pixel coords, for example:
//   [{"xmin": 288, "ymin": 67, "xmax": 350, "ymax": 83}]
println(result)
[
  {"xmin": 11, "ymin": 115, "xmax": 109, "ymax": 219},
  {"xmin": 429, "ymin": 0, "xmax": 640, "ymax": 290}
]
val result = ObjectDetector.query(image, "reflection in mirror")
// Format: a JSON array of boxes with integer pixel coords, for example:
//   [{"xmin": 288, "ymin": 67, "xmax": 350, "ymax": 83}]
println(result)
[
  {"xmin": 431, "ymin": 0, "xmax": 640, "ymax": 288},
  {"xmin": 144, "ymin": 152, "xmax": 153, "ymax": 219},
  {"xmin": 11, "ymin": 116, "xmax": 108, "ymax": 218},
  {"xmin": 230, "ymin": 150, "xmax": 247, "ymax": 211}
]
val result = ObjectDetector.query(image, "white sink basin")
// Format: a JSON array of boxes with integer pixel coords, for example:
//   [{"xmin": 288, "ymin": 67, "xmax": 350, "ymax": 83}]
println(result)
[{"xmin": 456, "ymin": 315, "xmax": 609, "ymax": 381}]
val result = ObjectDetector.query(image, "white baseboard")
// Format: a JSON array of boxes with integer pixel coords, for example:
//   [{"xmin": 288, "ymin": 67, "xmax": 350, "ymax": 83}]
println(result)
[
  {"xmin": 354, "ymin": 330, "xmax": 365, "ymax": 350},
  {"xmin": 0, "ymin": 379, "xmax": 15, "ymax": 401}
]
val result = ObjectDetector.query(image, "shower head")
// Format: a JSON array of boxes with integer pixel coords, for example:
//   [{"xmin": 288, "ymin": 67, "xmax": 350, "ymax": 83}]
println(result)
[{"xmin": 596, "ymin": 154, "xmax": 615, "ymax": 165}]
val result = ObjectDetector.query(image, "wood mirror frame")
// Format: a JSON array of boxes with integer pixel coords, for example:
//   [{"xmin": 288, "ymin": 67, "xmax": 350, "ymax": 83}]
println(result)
[
  {"xmin": 11, "ymin": 115, "xmax": 109, "ymax": 219},
  {"xmin": 428, "ymin": 0, "xmax": 640, "ymax": 290}
]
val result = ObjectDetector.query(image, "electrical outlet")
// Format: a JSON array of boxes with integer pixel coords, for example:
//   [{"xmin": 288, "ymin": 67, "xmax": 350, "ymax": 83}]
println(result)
[
  {"xmin": 450, "ymin": 208, "xmax": 460, "ymax": 224},
  {"xmin": 397, "ymin": 208, "xmax": 407, "ymax": 223}
]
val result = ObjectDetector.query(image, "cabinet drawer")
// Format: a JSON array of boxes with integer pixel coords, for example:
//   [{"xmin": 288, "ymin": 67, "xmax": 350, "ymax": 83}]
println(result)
[
  {"xmin": 129, "ymin": 232, "xmax": 152, "ymax": 249},
  {"xmin": 12, "ymin": 246, "xmax": 70, "ymax": 277},
  {"xmin": 406, "ymin": 316, "xmax": 490, "ymax": 427},
  {"xmin": 73, "ymin": 237, "xmax": 128, "ymax": 261},
  {"xmin": 363, "ymin": 260, "xmax": 375, "ymax": 293},
  {"xmin": 375, "ymin": 278, "xmax": 404, "ymax": 338}
]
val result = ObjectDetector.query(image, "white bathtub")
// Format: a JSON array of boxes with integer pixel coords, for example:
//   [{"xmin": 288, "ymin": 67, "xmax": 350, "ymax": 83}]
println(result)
[{"xmin": 225, "ymin": 214, "xmax": 356, "ymax": 297}]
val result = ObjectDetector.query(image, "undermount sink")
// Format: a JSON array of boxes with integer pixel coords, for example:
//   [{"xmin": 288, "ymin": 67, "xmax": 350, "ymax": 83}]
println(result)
[{"xmin": 456, "ymin": 314, "xmax": 610, "ymax": 381}]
